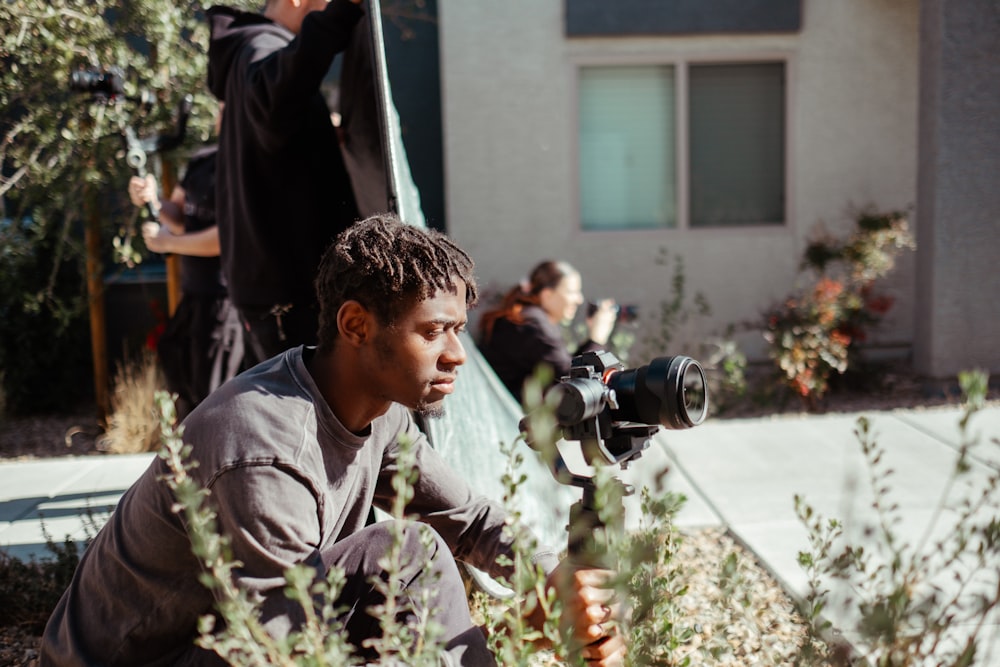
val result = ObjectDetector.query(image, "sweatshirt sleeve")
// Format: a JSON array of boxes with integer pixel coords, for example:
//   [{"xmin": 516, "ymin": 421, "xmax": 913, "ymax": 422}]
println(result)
[
  {"xmin": 241, "ymin": 0, "xmax": 364, "ymax": 150},
  {"xmin": 208, "ymin": 465, "xmax": 324, "ymax": 636},
  {"xmin": 374, "ymin": 410, "xmax": 557, "ymax": 581}
]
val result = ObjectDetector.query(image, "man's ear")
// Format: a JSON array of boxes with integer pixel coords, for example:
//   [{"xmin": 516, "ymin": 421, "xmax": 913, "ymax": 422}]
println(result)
[{"xmin": 337, "ymin": 300, "xmax": 372, "ymax": 347}]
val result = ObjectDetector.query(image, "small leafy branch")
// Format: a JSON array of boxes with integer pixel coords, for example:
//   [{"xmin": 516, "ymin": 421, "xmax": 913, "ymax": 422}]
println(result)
[
  {"xmin": 641, "ymin": 248, "xmax": 712, "ymax": 361},
  {"xmin": 479, "ymin": 437, "xmax": 560, "ymax": 666},
  {"xmin": 795, "ymin": 370, "xmax": 1000, "ymax": 666},
  {"xmin": 764, "ymin": 208, "xmax": 915, "ymax": 410},
  {"xmin": 359, "ymin": 432, "xmax": 448, "ymax": 665},
  {"xmin": 699, "ymin": 332, "xmax": 749, "ymax": 417},
  {"xmin": 615, "ymin": 488, "xmax": 693, "ymax": 666}
]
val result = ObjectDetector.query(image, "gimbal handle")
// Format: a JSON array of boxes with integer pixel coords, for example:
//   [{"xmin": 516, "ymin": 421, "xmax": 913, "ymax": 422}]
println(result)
[
  {"xmin": 119, "ymin": 94, "xmax": 194, "ymax": 222},
  {"xmin": 566, "ymin": 476, "xmax": 632, "ymax": 570}
]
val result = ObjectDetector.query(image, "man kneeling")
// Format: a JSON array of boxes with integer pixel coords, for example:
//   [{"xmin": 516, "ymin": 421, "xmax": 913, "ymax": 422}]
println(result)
[{"xmin": 41, "ymin": 214, "xmax": 625, "ymax": 666}]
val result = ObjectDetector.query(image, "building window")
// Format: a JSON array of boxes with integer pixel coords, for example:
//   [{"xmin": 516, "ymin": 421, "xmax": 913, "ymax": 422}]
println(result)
[
  {"xmin": 565, "ymin": 0, "xmax": 803, "ymax": 37},
  {"xmin": 579, "ymin": 66, "xmax": 677, "ymax": 230},
  {"xmin": 578, "ymin": 61, "xmax": 786, "ymax": 230}
]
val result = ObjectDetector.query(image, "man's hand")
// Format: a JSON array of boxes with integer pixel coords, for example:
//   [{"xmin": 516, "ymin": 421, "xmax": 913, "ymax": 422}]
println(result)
[{"xmin": 547, "ymin": 564, "xmax": 627, "ymax": 666}]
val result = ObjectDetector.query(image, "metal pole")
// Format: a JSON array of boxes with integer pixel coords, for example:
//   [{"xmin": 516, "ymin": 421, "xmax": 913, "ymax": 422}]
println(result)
[{"xmin": 367, "ymin": 0, "xmax": 399, "ymax": 214}]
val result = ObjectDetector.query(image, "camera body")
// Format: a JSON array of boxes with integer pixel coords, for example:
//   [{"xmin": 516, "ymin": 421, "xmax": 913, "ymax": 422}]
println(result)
[
  {"xmin": 69, "ymin": 66, "xmax": 126, "ymax": 101},
  {"xmin": 521, "ymin": 350, "xmax": 709, "ymax": 567},
  {"xmin": 586, "ymin": 301, "xmax": 639, "ymax": 324}
]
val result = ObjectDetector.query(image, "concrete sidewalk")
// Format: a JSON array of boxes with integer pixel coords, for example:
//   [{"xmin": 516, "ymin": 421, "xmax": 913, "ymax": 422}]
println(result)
[{"xmin": 2, "ymin": 404, "xmax": 998, "ymax": 661}]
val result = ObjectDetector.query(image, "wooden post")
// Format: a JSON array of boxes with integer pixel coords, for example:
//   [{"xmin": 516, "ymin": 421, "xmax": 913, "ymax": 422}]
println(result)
[
  {"xmin": 84, "ymin": 186, "xmax": 110, "ymax": 425},
  {"xmin": 160, "ymin": 159, "xmax": 182, "ymax": 315},
  {"xmin": 166, "ymin": 255, "xmax": 181, "ymax": 315}
]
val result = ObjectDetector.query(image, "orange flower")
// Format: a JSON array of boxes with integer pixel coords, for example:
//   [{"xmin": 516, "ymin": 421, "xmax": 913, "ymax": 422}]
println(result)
[
  {"xmin": 830, "ymin": 330, "xmax": 852, "ymax": 348},
  {"xmin": 814, "ymin": 278, "xmax": 844, "ymax": 301}
]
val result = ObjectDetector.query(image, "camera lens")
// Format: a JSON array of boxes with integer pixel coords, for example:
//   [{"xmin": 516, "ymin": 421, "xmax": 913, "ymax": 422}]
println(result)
[
  {"xmin": 679, "ymin": 361, "xmax": 707, "ymax": 425},
  {"xmin": 609, "ymin": 355, "xmax": 708, "ymax": 430}
]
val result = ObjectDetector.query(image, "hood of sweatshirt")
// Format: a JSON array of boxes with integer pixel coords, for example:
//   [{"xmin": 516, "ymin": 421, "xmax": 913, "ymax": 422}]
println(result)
[{"xmin": 206, "ymin": 5, "xmax": 293, "ymax": 101}]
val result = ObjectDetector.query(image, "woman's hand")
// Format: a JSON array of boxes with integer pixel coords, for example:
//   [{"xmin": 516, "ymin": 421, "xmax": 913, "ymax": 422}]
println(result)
[
  {"xmin": 586, "ymin": 299, "xmax": 618, "ymax": 346},
  {"xmin": 142, "ymin": 221, "xmax": 173, "ymax": 254},
  {"xmin": 128, "ymin": 175, "xmax": 159, "ymax": 211}
]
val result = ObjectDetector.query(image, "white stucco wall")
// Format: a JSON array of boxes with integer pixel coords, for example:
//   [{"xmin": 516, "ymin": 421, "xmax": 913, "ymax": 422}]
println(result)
[{"xmin": 439, "ymin": 0, "xmax": 919, "ymax": 362}]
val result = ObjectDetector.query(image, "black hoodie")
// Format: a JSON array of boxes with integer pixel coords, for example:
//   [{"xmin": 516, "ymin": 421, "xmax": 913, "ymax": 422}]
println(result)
[{"xmin": 206, "ymin": 1, "xmax": 363, "ymax": 309}]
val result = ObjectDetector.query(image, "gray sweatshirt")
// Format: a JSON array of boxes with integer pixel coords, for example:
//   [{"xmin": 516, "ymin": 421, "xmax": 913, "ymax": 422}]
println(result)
[{"xmin": 41, "ymin": 346, "xmax": 548, "ymax": 666}]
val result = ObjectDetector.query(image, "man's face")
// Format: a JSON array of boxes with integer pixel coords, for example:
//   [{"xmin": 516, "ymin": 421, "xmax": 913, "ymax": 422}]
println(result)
[{"xmin": 367, "ymin": 281, "xmax": 469, "ymax": 417}]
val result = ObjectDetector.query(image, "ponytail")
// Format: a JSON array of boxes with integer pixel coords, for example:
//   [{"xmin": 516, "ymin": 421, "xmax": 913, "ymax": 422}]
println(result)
[{"xmin": 479, "ymin": 260, "xmax": 577, "ymax": 344}]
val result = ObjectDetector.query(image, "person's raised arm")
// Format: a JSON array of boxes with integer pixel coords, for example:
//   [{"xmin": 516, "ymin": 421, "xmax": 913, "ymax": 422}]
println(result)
[
  {"xmin": 213, "ymin": 0, "xmax": 364, "ymax": 148},
  {"xmin": 142, "ymin": 223, "xmax": 221, "ymax": 257}
]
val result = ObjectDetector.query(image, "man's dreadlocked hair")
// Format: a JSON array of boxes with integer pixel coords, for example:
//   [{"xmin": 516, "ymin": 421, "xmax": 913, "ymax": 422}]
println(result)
[{"xmin": 315, "ymin": 213, "xmax": 478, "ymax": 352}]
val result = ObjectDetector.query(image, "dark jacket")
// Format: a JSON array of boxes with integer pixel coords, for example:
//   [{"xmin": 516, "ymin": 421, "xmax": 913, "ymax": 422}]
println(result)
[
  {"xmin": 206, "ymin": 2, "xmax": 362, "ymax": 308},
  {"xmin": 177, "ymin": 145, "xmax": 225, "ymax": 297},
  {"xmin": 481, "ymin": 304, "xmax": 603, "ymax": 403}
]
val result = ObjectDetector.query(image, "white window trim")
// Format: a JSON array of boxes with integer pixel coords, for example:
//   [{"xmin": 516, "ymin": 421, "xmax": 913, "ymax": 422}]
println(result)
[{"xmin": 568, "ymin": 50, "xmax": 797, "ymax": 236}]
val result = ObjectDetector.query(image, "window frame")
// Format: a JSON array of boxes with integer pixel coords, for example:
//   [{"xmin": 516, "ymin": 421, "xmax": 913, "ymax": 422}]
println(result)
[{"xmin": 570, "ymin": 51, "xmax": 795, "ymax": 234}]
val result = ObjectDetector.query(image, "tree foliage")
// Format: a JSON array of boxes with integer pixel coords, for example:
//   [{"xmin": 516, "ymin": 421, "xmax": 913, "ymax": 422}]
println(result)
[
  {"xmin": 0, "ymin": 0, "xmax": 432, "ymax": 414},
  {"xmin": 0, "ymin": 0, "xmax": 253, "ymax": 413}
]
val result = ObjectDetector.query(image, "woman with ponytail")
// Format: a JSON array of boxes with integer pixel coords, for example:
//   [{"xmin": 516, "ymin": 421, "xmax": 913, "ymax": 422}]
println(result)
[{"xmin": 480, "ymin": 260, "xmax": 617, "ymax": 403}]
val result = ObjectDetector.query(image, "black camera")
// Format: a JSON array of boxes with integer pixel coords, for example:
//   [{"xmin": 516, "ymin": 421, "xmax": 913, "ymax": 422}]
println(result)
[
  {"xmin": 546, "ymin": 349, "xmax": 707, "ymax": 465},
  {"xmin": 586, "ymin": 301, "xmax": 639, "ymax": 324},
  {"xmin": 520, "ymin": 349, "xmax": 708, "ymax": 567},
  {"xmin": 69, "ymin": 66, "xmax": 126, "ymax": 101}
]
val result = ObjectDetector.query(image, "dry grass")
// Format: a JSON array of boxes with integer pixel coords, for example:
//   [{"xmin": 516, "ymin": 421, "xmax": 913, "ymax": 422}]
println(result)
[{"xmin": 98, "ymin": 351, "xmax": 165, "ymax": 454}]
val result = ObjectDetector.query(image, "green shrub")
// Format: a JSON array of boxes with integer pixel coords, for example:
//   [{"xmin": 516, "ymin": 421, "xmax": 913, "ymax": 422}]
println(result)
[
  {"xmin": 699, "ymin": 333, "xmax": 749, "ymax": 417},
  {"xmin": 0, "ymin": 538, "xmax": 81, "ymax": 633},
  {"xmin": 796, "ymin": 370, "xmax": 1000, "ymax": 666},
  {"xmin": 0, "ymin": 216, "xmax": 93, "ymax": 414}
]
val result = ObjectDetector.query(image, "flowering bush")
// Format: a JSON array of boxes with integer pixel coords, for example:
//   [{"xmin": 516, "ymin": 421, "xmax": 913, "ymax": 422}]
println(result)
[{"xmin": 764, "ymin": 209, "xmax": 915, "ymax": 410}]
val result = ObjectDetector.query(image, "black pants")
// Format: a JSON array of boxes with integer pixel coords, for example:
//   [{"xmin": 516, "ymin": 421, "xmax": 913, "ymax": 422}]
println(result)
[
  {"xmin": 176, "ymin": 520, "xmax": 495, "ymax": 667},
  {"xmin": 324, "ymin": 521, "xmax": 496, "ymax": 666},
  {"xmin": 237, "ymin": 302, "xmax": 319, "ymax": 367},
  {"xmin": 157, "ymin": 294, "xmax": 244, "ymax": 418}
]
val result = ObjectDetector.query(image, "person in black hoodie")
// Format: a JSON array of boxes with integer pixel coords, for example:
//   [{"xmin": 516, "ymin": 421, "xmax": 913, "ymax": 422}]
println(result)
[{"xmin": 207, "ymin": 0, "xmax": 363, "ymax": 365}]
